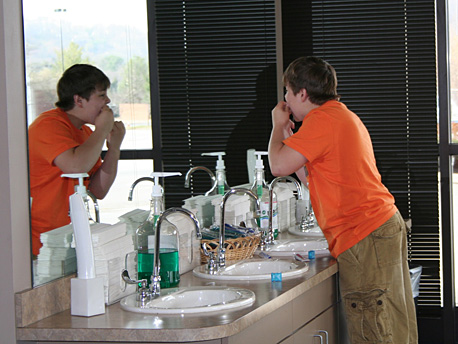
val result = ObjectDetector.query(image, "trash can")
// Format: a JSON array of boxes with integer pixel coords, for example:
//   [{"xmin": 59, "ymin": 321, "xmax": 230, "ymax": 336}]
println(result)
[{"xmin": 409, "ymin": 264, "xmax": 422, "ymax": 307}]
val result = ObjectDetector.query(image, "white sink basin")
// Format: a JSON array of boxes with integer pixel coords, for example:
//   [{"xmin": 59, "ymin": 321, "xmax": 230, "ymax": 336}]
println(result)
[
  {"xmin": 193, "ymin": 259, "xmax": 309, "ymax": 281},
  {"xmin": 289, "ymin": 224, "xmax": 324, "ymax": 238},
  {"xmin": 120, "ymin": 286, "xmax": 255, "ymax": 315},
  {"xmin": 257, "ymin": 239, "xmax": 330, "ymax": 258}
]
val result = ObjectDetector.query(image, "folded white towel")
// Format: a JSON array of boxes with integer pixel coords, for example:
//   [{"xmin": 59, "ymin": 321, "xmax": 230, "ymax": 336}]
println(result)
[
  {"xmin": 39, "ymin": 224, "xmax": 74, "ymax": 247},
  {"xmin": 93, "ymin": 235, "xmax": 134, "ymax": 261},
  {"xmin": 91, "ymin": 222, "xmax": 127, "ymax": 247}
]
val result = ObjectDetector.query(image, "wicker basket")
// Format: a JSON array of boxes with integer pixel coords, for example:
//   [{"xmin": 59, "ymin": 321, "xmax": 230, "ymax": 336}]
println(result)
[{"xmin": 200, "ymin": 234, "xmax": 261, "ymax": 264}]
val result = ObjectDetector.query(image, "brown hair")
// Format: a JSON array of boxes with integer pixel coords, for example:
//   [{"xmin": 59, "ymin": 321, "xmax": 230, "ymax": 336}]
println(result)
[
  {"xmin": 55, "ymin": 64, "xmax": 110, "ymax": 111},
  {"xmin": 283, "ymin": 56, "xmax": 340, "ymax": 105}
]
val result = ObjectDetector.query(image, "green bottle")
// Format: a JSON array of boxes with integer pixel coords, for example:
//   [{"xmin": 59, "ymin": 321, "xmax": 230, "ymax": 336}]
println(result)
[
  {"xmin": 135, "ymin": 172, "xmax": 181, "ymax": 288},
  {"xmin": 250, "ymin": 152, "xmax": 278, "ymax": 238}
]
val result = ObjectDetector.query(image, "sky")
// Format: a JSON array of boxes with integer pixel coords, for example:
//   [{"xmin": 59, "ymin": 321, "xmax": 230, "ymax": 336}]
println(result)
[{"xmin": 22, "ymin": 0, "xmax": 148, "ymax": 30}]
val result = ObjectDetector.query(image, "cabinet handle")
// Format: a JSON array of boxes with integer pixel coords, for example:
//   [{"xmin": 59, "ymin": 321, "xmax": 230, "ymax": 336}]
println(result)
[
  {"xmin": 318, "ymin": 330, "xmax": 329, "ymax": 344},
  {"xmin": 313, "ymin": 334, "xmax": 323, "ymax": 344}
]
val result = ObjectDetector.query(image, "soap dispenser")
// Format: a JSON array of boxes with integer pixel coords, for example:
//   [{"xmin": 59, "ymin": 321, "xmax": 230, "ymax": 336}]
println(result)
[
  {"xmin": 61, "ymin": 173, "xmax": 100, "ymax": 223},
  {"xmin": 68, "ymin": 189, "xmax": 105, "ymax": 316},
  {"xmin": 202, "ymin": 152, "xmax": 231, "ymax": 195},
  {"xmin": 250, "ymin": 152, "xmax": 278, "ymax": 238},
  {"xmin": 135, "ymin": 172, "xmax": 182, "ymax": 288}
]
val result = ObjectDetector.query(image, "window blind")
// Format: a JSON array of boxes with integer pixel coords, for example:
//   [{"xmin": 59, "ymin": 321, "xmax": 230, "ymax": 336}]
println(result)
[{"xmin": 152, "ymin": 0, "xmax": 277, "ymax": 205}]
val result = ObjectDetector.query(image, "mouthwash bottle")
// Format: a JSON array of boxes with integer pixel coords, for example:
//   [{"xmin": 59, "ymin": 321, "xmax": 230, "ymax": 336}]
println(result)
[
  {"xmin": 250, "ymin": 152, "xmax": 278, "ymax": 238},
  {"xmin": 202, "ymin": 152, "xmax": 231, "ymax": 195},
  {"xmin": 135, "ymin": 172, "xmax": 181, "ymax": 289}
]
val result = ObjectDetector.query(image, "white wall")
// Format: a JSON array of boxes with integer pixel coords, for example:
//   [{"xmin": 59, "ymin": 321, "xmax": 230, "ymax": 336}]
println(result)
[{"xmin": 0, "ymin": 0, "xmax": 33, "ymax": 342}]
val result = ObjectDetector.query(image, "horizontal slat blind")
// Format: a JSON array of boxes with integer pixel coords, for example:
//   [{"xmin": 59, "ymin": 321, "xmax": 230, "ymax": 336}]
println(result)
[
  {"xmin": 153, "ymin": 0, "xmax": 277, "ymax": 205},
  {"xmin": 309, "ymin": 0, "xmax": 439, "ymax": 307}
]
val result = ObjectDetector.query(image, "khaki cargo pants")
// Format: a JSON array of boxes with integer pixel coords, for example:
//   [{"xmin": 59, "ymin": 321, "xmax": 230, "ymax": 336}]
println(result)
[{"xmin": 337, "ymin": 211, "xmax": 418, "ymax": 343}]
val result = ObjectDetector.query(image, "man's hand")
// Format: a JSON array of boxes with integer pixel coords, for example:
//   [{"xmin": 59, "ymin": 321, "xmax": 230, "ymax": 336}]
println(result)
[
  {"xmin": 269, "ymin": 101, "xmax": 308, "ymax": 177},
  {"xmin": 106, "ymin": 121, "xmax": 126, "ymax": 150},
  {"xmin": 272, "ymin": 101, "xmax": 295, "ymax": 138},
  {"xmin": 94, "ymin": 105, "xmax": 115, "ymax": 137}
]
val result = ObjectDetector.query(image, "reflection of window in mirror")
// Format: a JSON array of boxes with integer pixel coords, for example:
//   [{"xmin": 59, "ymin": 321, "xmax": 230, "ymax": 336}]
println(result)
[{"xmin": 22, "ymin": 0, "xmax": 153, "ymax": 287}]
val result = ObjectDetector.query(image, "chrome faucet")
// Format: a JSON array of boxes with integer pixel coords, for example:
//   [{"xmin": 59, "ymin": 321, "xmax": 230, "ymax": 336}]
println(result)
[
  {"xmin": 121, "ymin": 207, "xmax": 201, "ymax": 301},
  {"xmin": 265, "ymin": 176, "xmax": 303, "ymax": 245},
  {"xmin": 151, "ymin": 207, "xmax": 201, "ymax": 297},
  {"xmin": 184, "ymin": 166, "xmax": 217, "ymax": 196},
  {"xmin": 298, "ymin": 181, "xmax": 316, "ymax": 232},
  {"xmin": 86, "ymin": 190, "xmax": 100, "ymax": 223},
  {"xmin": 128, "ymin": 177, "xmax": 155, "ymax": 201},
  {"xmin": 215, "ymin": 188, "xmax": 260, "ymax": 268}
]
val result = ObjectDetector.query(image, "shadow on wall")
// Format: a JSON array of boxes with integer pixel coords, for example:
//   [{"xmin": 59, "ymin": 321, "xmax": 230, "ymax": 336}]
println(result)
[{"xmin": 225, "ymin": 64, "xmax": 278, "ymax": 186}]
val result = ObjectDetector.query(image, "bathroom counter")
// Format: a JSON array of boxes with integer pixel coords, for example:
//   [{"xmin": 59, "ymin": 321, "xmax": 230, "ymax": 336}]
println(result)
[{"xmin": 17, "ymin": 256, "xmax": 338, "ymax": 343}]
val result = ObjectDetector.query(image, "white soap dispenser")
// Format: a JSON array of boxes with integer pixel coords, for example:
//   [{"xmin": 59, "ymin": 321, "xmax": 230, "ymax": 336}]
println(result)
[
  {"xmin": 250, "ymin": 152, "xmax": 278, "ymax": 237},
  {"xmin": 135, "ymin": 172, "xmax": 182, "ymax": 288},
  {"xmin": 202, "ymin": 151, "xmax": 231, "ymax": 195},
  {"xmin": 68, "ymin": 190, "xmax": 105, "ymax": 316},
  {"xmin": 61, "ymin": 173, "xmax": 99, "ymax": 223}
]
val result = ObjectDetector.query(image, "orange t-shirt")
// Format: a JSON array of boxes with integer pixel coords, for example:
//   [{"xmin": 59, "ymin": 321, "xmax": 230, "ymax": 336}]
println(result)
[
  {"xmin": 28, "ymin": 108, "xmax": 102, "ymax": 255},
  {"xmin": 284, "ymin": 100, "xmax": 397, "ymax": 258}
]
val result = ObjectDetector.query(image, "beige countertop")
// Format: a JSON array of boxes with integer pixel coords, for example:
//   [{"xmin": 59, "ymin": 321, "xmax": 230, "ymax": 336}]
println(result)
[{"xmin": 17, "ymin": 256, "xmax": 337, "ymax": 343}]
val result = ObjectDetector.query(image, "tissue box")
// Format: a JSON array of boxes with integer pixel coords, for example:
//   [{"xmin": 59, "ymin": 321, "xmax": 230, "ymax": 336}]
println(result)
[
  {"xmin": 212, "ymin": 194, "xmax": 252, "ymax": 226},
  {"xmin": 183, "ymin": 194, "xmax": 219, "ymax": 228}
]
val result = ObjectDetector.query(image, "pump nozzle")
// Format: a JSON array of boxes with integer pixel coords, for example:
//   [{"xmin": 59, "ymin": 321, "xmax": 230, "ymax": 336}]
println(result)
[
  {"xmin": 61, "ymin": 173, "xmax": 99, "ymax": 222},
  {"xmin": 201, "ymin": 152, "xmax": 230, "ymax": 194},
  {"xmin": 150, "ymin": 172, "xmax": 182, "ymax": 197},
  {"xmin": 62, "ymin": 173, "xmax": 89, "ymax": 197},
  {"xmin": 254, "ymin": 151, "xmax": 268, "ymax": 170},
  {"xmin": 202, "ymin": 152, "xmax": 226, "ymax": 170}
]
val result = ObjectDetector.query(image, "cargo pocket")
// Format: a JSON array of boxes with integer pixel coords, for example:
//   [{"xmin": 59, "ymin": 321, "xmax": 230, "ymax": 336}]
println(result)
[
  {"xmin": 372, "ymin": 219, "xmax": 403, "ymax": 267},
  {"xmin": 343, "ymin": 289, "xmax": 393, "ymax": 343}
]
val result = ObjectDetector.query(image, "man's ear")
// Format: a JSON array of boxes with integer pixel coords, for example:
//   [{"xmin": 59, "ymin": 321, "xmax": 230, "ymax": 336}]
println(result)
[
  {"xmin": 300, "ymin": 88, "xmax": 308, "ymax": 102},
  {"xmin": 73, "ymin": 94, "xmax": 84, "ymax": 108}
]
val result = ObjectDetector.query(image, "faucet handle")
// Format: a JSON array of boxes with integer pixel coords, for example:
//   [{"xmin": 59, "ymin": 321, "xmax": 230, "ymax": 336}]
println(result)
[
  {"xmin": 259, "ymin": 231, "xmax": 268, "ymax": 250},
  {"xmin": 201, "ymin": 242, "xmax": 211, "ymax": 257},
  {"xmin": 121, "ymin": 269, "xmax": 151, "ymax": 302},
  {"xmin": 150, "ymin": 275, "xmax": 161, "ymax": 298},
  {"xmin": 218, "ymin": 247, "xmax": 226, "ymax": 267},
  {"xmin": 202, "ymin": 243, "xmax": 218, "ymax": 272}
]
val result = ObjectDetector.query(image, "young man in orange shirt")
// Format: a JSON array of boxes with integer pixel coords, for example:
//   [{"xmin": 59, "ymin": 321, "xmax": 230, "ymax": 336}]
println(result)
[
  {"xmin": 268, "ymin": 56, "xmax": 417, "ymax": 343},
  {"xmin": 28, "ymin": 64, "xmax": 126, "ymax": 256}
]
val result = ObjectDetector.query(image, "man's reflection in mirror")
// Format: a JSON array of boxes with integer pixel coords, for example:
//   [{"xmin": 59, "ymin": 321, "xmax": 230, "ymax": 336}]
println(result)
[{"xmin": 28, "ymin": 64, "xmax": 126, "ymax": 257}]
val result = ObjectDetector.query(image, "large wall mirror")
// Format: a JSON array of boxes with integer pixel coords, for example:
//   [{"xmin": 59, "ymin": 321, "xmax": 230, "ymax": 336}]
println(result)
[
  {"xmin": 24, "ymin": 0, "xmax": 280, "ymax": 287},
  {"xmin": 24, "ymin": 0, "xmax": 160, "ymax": 287}
]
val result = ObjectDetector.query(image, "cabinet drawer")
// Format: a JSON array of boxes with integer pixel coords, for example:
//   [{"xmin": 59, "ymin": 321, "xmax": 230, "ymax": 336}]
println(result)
[
  {"xmin": 292, "ymin": 275, "xmax": 336, "ymax": 330},
  {"xmin": 292, "ymin": 306, "xmax": 336, "ymax": 344}
]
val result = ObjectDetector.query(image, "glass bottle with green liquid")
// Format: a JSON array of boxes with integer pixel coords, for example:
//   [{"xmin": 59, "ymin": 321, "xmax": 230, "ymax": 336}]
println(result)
[
  {"xmin": 135, "ymin": 172, "xmax": 181, "ymax": 289},
  {"xmin": 250, "ymin": 151, "xmax": 278, "ymax": 238}
]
